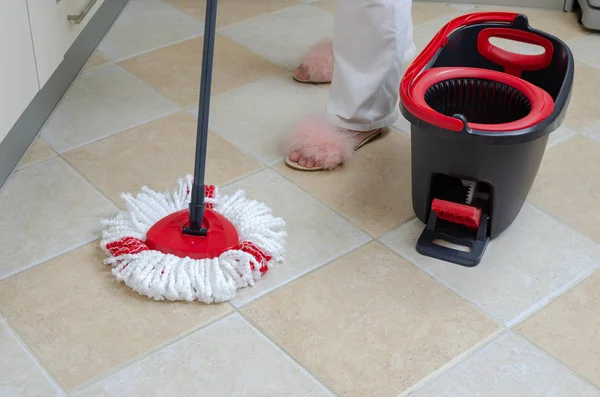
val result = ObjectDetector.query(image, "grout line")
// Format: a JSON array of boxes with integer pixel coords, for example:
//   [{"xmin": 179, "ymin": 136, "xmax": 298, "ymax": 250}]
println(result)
[
  {"xmin": 505, "ymin": 265, "xmax": 599, "ymax": 328},
  {"xmin": 269, "ymin": 165, "xmax": 383, "ymax": 239},
  {"xmin": 59, "ymin": 156, "xmax": 123, "ymax": 210},
  {"xmin": 3, "ymin": 321, "xmax": 68, "ymax": 396},
  {"xmin": 80, "ymin": 60, "xmax": 114, "ymax": 73},
  {"xmin": 98, "ymin": 0, "xmax": 206, "ymax": 63},
  {"xmin": 377, "ymin": 235, "xmax": 507, "ymax": 327},
  {"xmin": 231, "ymin": 238, "xmax": 372, "ymax": 308},
  {"xmin": 200, "ymin": 72, "xmax": 304, "ymax": 149},
  {"xmin": 157, "ymin": 0, "xmax": 204, "ymax": 19},
  {"xmin": 573, "ymin": 55, "xmax": 600, "ymax": 72},
  {"xmin": 397, "ymin": 328, "xmax": 507, "ymax": 397},
  {"xmin": 0, "ymin": 154, "xmax": 123, "ymax": 282},
  {"xmin": 508, "ymin": 266, "xmax": 599, "ymax": 330},
  {"xmin": 546, "ymin": 128, "xmax": 578, "ymax": 148},
  {"xmin": 401, "ymin": 325, "xmax": 600, "ymax": 397},
  {"xmin": 0, "ymin": 236, "xmax": 101, "ymax": 282},
  {"xmin": 186, "ymin": 108, "xmax": 274, "ymax": 169},
  {"xmin": 54, "ymin": 106, "xmax": 181, "ymax": 155},
  {"xmin": 13, "ymin": 151, "xmax": 58, "ymax": 174},
  {"xmin": 526, "ymin": 204, "xmax": 600, "ymax": 251},
  {"xmin": 581, "ymin": 129, "xmax": 600, "ymax": 144},
  {"xmin": 235, "ymin": 311, "xmax": 340, "ymax": 396},
  {"xmin": 378, "ymin": 205, "xmax": 600, "ymax": 330},
  {"xmin": 42, "ymin": 62, "xmax": 182, "ymax": 155},
  {"xmin": 109, "ymin": 33, "xmax": 205, "ymax": 63},
  {"xmin": 217, "ymin": 2, "xmax": 325, "ymax": 34},
  {"xmin": 71, "ymin": 308, "xmax": 236, "ymax": 395},
  {"xmin": 379, "ymin": 210, "xmax": 600, "ymax": 394},
  {"xmin": 517, "ymin": 331, "xmax": 600, "ymax": 393},
  {"xmin": 110, "ymin": 62, "xmax": 185, "ymax": 107}
]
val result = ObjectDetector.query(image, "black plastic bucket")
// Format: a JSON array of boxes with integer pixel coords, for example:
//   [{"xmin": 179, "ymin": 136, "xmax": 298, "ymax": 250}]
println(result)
[{"xmin": 399, "ymin": 12, "xmax": 574, "ymax": 266}]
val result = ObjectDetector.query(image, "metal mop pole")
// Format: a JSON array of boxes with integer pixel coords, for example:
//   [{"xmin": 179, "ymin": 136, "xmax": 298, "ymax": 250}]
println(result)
[{"xmin": 184, "ymin": 0, "xmax": 218, "ymax": 236}]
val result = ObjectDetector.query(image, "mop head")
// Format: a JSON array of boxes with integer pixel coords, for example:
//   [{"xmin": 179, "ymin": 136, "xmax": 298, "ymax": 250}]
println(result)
[{"xmin": 100, "ymin": 175, "xmax": 286, "ymax": 304}]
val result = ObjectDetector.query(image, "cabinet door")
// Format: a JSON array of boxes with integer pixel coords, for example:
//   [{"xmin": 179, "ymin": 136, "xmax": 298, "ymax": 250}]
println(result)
[
  {"xmin": 0, "ymin": 0, "xmax": 40, "ymax": 143},
  {"xmin": 26, "ymin": 0, "xmax": 69, "ymax": 87}
]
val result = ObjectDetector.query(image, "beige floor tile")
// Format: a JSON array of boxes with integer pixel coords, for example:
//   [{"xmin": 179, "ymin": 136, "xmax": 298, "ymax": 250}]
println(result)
[
  {"xmin": 564, "ymin": 62, "xmax": 600, "ymax": 132},
  {"xmin": 583, "ymin": 123, "xmax": 600, "ymax": 142},
  {"xmin": 569, "ymin": 34, "xmax": 600, "ymax": 70},
  {"xmin": 0, "ymin": 158, "xmax": 116, "ymax": 279},
  {"xmin": 314, "ymin": 0, "xmax": 335, "ymax": 13},
  {"xmin": 521, "ymin": 8, "xmax": 584, "ymax": 42},
  {"xmin": 98, "ymin": 0, "xmax": 203, "ymax": 61},
  {"xmin": 412, "ymin": 2, "xmax": 467, "ymax": 26},
  {"xmin": 75, "ymin": 314, "xmax": 332, "ymax": 397},
  {"xmin": 381, "ymin": 205, "xmax": 600, "ymax": 325},
  {"xmin": 220, "ymin": 169, "xmax": 370, "ymax": 306},
  {"xmin": 220, "ymin": 4, "xmax": 334, "ymax": 71},
  {"xmin": 547, "ymin": 125, "xmax": 577, "ymax": 147},
  {"xmin": 209, "ymin": 75, "xmax": 329, "ymax": 164},
  {"xmin": 413, "ymin": 13, "xmax": 463, "ymax": 53},
  {"xmin": 0, "ymin": 323, "xmax": 61, "ymax": 397},
  {"xmin": 63, "ymin": 112, "xmax": 262, "ymax": 206},
  {"xmin": 243, "ymin": 242, "xmax": 498, "ymax": 397},
  {"xmin": 165, "ymin": 0, "xmax": 299, "ymax": 28},
  {"xmin": 450, "ymin": 3, "xmax": 476, "ymax": 11},
  {"xmin": 119, "ymin": 35, "xmax": 285, "ymax": 107},
  {"xmin": 41, "ymin": 65, "xmax": 178, "ymax": 153},
  {"xmin": 83, "ymin": 51, "xmax": 109, "ymax": 71},
  {"xmin": 275, "ymin": 131, "xmax": 413, "ymax": 237},
  {"xmin": 518, "ymin": 270, "xmax": 600, "ymax": 388},
  {"xmin": 17, "ymin": 138, "xmax": 56, "ymax": 169},
  {"xmin": 409, "ymin": 332, "xmax": 600, "ymax": 397},
  {"xmin": 316, "ymin": 1, "xmax": 466, "ymax": 24},
  {"xmin": 0, "ymin": 242, "xmax": 233, "ymax": 391},
  {"xmin": 528, "ymin": 135, "xmax": 600, "ymax": 243},
  {"xmin": 470, "ymin": 5, "xmax": 586, "ymax": 42}
]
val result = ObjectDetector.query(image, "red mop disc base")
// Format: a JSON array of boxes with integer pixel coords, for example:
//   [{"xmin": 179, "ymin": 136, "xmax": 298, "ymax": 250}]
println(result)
[{"xmin": 146, "ymin": 209, "xmax": 239, "ymax": 259}]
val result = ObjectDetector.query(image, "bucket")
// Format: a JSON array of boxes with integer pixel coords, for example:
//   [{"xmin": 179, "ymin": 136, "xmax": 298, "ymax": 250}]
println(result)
[{"xmin": 399, "ymin": 12, "xmax": 574, "ymax": 266}]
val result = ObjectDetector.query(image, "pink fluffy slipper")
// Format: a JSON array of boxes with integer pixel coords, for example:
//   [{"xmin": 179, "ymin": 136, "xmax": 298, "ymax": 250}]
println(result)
[
  {"xmin": 285, "ymin": 119, "xmax": 383, "ymax": 171},
  {"xmin": 293, "ymin": 40, "xmax": 334, "ymax": 84}
]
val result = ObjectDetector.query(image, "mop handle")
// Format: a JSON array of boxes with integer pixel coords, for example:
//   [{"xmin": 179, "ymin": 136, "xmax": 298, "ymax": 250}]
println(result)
[{"xmin": 187, "ymin": 0, "xmax": 218, "ymax": 234}]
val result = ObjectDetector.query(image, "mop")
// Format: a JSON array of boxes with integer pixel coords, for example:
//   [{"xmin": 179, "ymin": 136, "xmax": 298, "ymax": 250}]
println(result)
[{"xmin": 99, "ymin": 0, "xmax": 286, "ymax": 304}]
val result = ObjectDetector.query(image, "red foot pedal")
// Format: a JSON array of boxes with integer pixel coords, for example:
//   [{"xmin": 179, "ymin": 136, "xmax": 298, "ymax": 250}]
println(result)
[{"xmin": 431, "ymin": 198, "xmax": 481, "ymax": 229}]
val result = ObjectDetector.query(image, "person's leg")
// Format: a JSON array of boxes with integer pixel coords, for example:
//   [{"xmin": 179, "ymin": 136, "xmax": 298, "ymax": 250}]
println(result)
[
  {"xmin": 328, "ymin": 0, "xmax": 414, "ymax": 131},
  {"xmin": 287, "ymin": 0, "xmax": 415, "ymax": 170}
]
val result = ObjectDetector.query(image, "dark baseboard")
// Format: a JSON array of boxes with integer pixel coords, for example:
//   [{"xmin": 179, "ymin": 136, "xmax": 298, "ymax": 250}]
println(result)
[{"xmin": 0, "ymin": 0, "xmax": 128, "ymax": 190}]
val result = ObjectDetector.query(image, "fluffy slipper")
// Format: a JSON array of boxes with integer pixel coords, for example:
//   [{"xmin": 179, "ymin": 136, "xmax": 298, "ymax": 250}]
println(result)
[
  {"xmin": 285, "ymin": 119, "xmax": 382, "ymax": 171},
  {"xmin": 293, "ymin": 39, "xmax": 334, "ymax": 84}
]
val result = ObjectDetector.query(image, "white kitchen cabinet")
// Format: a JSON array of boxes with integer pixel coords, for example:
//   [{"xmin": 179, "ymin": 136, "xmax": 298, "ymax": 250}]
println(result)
[
  {"xmin": 0, "ymin": 0, "xmax": 40, "ymax": 143},
  {"xmin": 26, "ymin": 0, "xmax": 70, "ymax": 87}
]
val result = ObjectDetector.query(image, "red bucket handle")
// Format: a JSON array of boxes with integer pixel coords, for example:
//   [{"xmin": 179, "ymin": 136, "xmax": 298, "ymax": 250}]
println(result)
[
  {"xmin": 400, "ymin": 12, "xmax": 519, "ymax": 132},
  {"xmin": 477, "ymin": 28, "xmax": 554, "ymax": 77}
]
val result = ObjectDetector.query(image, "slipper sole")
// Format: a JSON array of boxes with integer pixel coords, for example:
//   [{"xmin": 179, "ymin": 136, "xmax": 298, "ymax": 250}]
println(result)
[
  {"xmin": 285, "ymin": 129, "xmax": 383, "ymax": 172},
  {"xmin": 292, "ymin": 75, "xmax": 331, "ymax": 85}
]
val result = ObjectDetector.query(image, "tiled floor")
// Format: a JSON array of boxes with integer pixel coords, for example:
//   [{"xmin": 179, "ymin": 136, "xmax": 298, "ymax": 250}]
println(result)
[{"xmin": 1, "ymin": 1, "xmax": 599, "ymax": 396}]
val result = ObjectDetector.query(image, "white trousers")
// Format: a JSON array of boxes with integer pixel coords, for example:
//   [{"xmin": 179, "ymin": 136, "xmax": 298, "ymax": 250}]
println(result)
[{"xmin": 327, "ymin": 0, "xmax": 415, "ymax": 131}]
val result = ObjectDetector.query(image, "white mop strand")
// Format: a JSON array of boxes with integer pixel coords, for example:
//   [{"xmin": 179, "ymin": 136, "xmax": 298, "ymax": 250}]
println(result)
[{"xmin": 100, "ymin": 175, "xmax": 286, "ymax": 304}]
